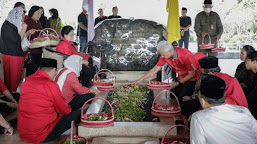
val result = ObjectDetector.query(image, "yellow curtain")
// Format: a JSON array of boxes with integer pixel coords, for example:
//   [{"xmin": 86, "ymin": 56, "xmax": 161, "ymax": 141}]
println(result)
[{"xmin": 166, "ymin": 0, "xmax": 180, "ymax": 43}]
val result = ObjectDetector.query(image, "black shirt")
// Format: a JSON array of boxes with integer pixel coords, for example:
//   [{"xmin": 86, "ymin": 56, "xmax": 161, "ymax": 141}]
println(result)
[
  {"xmin": 95, "ymin": 16, "xmax": 107, "ymax": 25},
  {"xmin": 108, "ymin": 15, "xmax": 122, "ymax": 19},
  {"xmin": 235, "ymin": 62, "xmax": 256, "ymax": 95},
  {"xmin": 180, "ymin": 16, "xmax": 191, "ymax": 35},
  {"xmin": 78, "ymin": 12, "xmax": 88, "ymax": 37},
  {"xmin": 0, "ymin": 21, "xmax": 23, "ymax": 56}
]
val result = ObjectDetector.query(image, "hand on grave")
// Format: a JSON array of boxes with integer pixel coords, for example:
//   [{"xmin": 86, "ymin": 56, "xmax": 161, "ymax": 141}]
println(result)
[{"xmin": 132, "ymin": 80, "xmax": 141, "ymax": 86}]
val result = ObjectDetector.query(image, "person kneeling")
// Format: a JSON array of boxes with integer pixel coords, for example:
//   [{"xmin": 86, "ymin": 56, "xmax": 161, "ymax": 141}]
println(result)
[
  {"xmin": 55, "ymin": 55, "xmax": 100, "ymax": 111},
  {"xmin": 190, "ymin": 74, "xmax": 257, "ymax": 144},
  {"xmin": 18, "ymin": 58, "xmax": 81, "ymax": 143}
]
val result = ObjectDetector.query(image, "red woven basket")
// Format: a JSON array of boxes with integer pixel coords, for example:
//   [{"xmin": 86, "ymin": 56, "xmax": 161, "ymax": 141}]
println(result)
[
  {"xmin": 212, "ymin": 41, "xmax": 226, "ymax": 53},
  {"xmin": 152, "ymin": 90, "xmax": 181, "ymax": 117},
  {"xmin": 93, "ymin": 69, "xmax": 115, "ymax": 91},
  {"xmin": 199, "ymin": 34, "xmax": 215, "ymax": 50},
  {"xmin": 147, "ymin": 70, "xmax": 172, "ymax": 90},
  {"xmin": 60, "ymin": 121, "xmax": 88, "ymax": 144},
  {"xmin": 161, "ymin": 124, "xmax": 190, "ymax": 144},
  {"xmin": 81, "ymin": 97, "xmax": 114, "ymax": 128}
]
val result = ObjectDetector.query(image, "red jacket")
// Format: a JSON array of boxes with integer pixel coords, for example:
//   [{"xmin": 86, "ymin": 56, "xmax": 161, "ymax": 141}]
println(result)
[
  {"xmin": 54, "ymin": 68, "xmax": 90, "ymax": 103},
  {"xmin": 56, "ymin": 37, "xmax": 89, "ymax": 60},
  {"xmin": 18, "ymin": 70, "xmax": 71, "ymax": 143},
  {"xmin": 214, "ymin": 72, "xmax": 248, "ymax": 108},
  {"xmin": 157, "ymin": 47, "xmax": 201, "ymax": 81}
]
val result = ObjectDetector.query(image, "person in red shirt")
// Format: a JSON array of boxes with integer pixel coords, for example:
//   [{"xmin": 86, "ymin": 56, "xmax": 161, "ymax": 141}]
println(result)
[
  {"xmin": 198, "ymin": 56, "xmax": 248, "ymax": 108},
  {"xmin": 56, "ymin": 25, "xmax": 95, "ymax": 87},
  {"xmin": 135, "ymin": 40, "xmax": 202, "ymax": 101},
  {"xmin": 18, "ymin": 58, "xmax": 81, "ymax": 143},
  {"xmin": 55, "ymin": 55, "xmax": 100, "ymax": 110},
  {"xmin": 181, "ymin": 56, "xmax": 248, "ymax": 120}
]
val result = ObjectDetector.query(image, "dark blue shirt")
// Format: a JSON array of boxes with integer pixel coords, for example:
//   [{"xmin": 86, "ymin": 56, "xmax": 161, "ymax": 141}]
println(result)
[
  {"xmin": 180, "ymin": 16, "xmax": 191, "ymax": 35},
  {"xmin": 78, "ymin": 12, "xmax": 88, "ymax": 37}
]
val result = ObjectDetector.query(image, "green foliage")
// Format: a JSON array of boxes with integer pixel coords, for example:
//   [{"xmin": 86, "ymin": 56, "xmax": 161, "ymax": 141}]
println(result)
[
  {"xmin": 64, "ymin": 138, "xmax": 85, "ymax": 144},
  {"xmin": 108, "ymin": 85, "xmax": 149, "ymax": 122}
]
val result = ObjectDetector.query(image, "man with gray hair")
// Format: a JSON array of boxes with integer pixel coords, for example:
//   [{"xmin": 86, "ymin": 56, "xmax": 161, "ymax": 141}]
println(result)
[
  {"xmin": 135, "ymin": 40, "xmax": 203, "ymax": 101},
  {"xmin": 190, "ymin": 74, "xmax": 257, "ymax": 144}
]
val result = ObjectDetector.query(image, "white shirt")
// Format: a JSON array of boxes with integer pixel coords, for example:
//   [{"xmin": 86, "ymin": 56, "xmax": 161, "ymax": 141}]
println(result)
[{"xmin": 190, "ymin": 104, "xmax": 257, "ymax": 144}]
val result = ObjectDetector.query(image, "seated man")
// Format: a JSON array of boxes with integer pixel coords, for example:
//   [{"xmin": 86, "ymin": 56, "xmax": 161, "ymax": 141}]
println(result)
[
  {"xmin": 190, "ymin": 74, "xmax": 257, "ymax": 143},
  {"xmin": 18, "ymin": 58, "xmax": 81, "ymax": 143},
  {"xmin": 198, "ymin": 56, "xmax": 248, "ymax": 108},
  {"xmin": 182, "ymin": 56, "xmax": 248, "ymax": 118}
]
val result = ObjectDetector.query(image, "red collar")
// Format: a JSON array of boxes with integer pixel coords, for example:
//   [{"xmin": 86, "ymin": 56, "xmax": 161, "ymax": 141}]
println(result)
[
  {"xmin": 61, "ymin": 37, "xmax": 73, "ymax": 45},
  {"xmin": 36, "ymin": 70, "xmax": 52, "ymax": 80}
]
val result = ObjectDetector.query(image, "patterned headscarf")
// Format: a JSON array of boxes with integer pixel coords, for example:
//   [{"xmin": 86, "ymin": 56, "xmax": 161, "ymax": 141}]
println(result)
[
  {"xmin": 6, "ymin": 7, "xmax": 30, "ymax": 49},
  {"xmin": 6, "ymin": 7, "xmax": 24, "ymax": 33}
]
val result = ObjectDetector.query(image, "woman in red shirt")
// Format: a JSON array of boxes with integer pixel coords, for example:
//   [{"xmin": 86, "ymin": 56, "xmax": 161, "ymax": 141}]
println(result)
[
  {"xmin": 55, "ymin": 55, "xmax": 99, "ymax": 110},
  {"xmin": 56, "ymin": 25, "xmax": 95, "ymax": 87}
]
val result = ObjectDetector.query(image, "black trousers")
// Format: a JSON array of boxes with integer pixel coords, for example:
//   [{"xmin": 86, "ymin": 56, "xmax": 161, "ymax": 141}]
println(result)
[
  {"xmin": 26, "ymin": 52, "xmax": 42, "ymax": 76},
  {"xmin": 41, "ymin": 109, "xmax": 81, "ymax": 143},
  {"xmin": 181, "ymin": 99, "xmax": 201, "ymax": 118},
  {"xmin": 69, "ymin": 93, "xmax": 95, "ymax": 111},
  {"xmin": 81, "ymin": 64, "xmax": 95, "ymax": 87},
  {"xmin": 0, "ymin": 93, "xmax": 19, "ymax": 134},
  {"xmin": 0, "ymin": 93, "xmax": 19, "ymax": 114},
  {"xmin": 171, "ymin": 81, "xmax": 196, "ymax": 103}
]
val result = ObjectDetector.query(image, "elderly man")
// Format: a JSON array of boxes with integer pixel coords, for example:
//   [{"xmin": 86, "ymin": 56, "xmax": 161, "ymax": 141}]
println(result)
[
  {"xmin": 135, "ymin": 41, "xmax": 203, "ymax": 101},
  {"xmin": 190, "ymin": 74, "xmax": 257, "ymax": 144},
  {"xmin": 18, "ymin": 58, "xmax": 81, "ymax": 143},
  {"xmin": 194, "ymin": 0, "xmax": 223, "ymax": 56}
]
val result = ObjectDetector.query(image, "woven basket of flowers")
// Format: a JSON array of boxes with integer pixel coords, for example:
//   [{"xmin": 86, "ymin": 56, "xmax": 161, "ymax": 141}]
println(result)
[
  {"xmin": 151, "ymin": 90, "xmax": 181, "ymax": 117},
  {"xmin": 161, "ymin": 124, "xmax": 190, "ymax": 144},
  {"xmin": 147, "ymin": 70, "xmax": 172, "ymax": 90},
  {"xmin": 93, "ymin": 69, "xmax": 115, "ymax": 91},
  {"xmin": 81, "ymin": 97, "xmax": 114, "ymax": 128}
]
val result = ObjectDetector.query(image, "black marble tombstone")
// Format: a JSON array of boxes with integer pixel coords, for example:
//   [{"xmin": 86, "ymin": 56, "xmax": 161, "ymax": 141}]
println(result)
[{"xmin": 92, "ymin": 19, "xmax": 167, "ymax": 71}]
